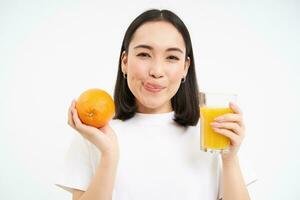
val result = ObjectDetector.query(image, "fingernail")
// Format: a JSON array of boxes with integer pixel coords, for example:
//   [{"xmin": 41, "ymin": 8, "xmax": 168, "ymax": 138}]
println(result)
[{"xmin": 211, "ymin": 122, "xmax": 220, "ymax": 127}]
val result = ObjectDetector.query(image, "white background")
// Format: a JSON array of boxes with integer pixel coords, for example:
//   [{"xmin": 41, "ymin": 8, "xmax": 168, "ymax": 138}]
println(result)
[{"xmin": 1, "ymin": 0, "xmax": 299, "ymax": 199}]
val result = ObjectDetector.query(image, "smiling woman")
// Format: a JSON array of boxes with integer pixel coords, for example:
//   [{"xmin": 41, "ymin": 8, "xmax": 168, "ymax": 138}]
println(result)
[
  {"xmin": 113, "ymin": 9, "xmax": 200, "ymax": 126},
  {"xmin": 119, "ymin": 20, "xmax": 192, "ymax": 115},
  {"xmin": 56, "ymin": 9, "xmax": 257, "ymax": 200}
]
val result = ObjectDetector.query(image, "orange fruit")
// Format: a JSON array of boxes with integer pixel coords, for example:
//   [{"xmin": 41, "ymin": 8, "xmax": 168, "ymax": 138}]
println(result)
[{"xmin": 75, "ymin": 88, "xmax": 115, "ymax": 128}]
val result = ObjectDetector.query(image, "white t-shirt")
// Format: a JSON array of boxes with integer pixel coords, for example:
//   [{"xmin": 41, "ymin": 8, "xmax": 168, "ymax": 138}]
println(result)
[{"xmin": 56, "ymin": 111, "xmax": 257, "ymax": 200}]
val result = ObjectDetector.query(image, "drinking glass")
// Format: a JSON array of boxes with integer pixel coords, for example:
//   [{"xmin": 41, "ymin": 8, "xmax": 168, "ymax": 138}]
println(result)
[{"xmin": 199, "ymin": 92, "xmax": 237, "ymax": 153}]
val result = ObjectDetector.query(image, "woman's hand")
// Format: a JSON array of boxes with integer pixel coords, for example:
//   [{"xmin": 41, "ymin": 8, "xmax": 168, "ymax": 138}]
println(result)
[
  {"xmin": 67, "ymin": 100, "xmax": 119, "ymax": 159},
  {"xmin": 210, "ymin": 102, "xmax": 245, "ymax": 162}
]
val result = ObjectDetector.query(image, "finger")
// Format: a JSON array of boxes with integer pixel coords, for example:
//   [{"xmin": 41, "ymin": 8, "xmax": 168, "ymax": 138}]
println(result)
[
  {"xmin": 210, "ymin": 122, "xmax": 243, "ymax": 135},
  {"xmin": 212, "ymin": 127, "xmax": 241, "ymax": 146},
  {"xmin": 214, "ymin": 113, "xmax": 244, "ymax": 127},
  {"xmin": 68, "ymin": 104, "xmax": 75, "ymax": 128},
  {"xmin": 72, "ymin": 108, "xmax": 84, "ymax": 130},
  {"xmin": 72, "ymin": 99, "xmax": 76, "ymax": 109},
  {"xmin": 229, "ymin": 102, "xmax": 243, "ymax": 115}
]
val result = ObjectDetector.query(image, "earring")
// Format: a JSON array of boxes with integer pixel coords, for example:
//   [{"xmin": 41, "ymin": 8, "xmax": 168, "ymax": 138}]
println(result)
[
  {"xmin": 181, "ymin": 76, "xmax": 186, "ymax": 83},
  {"xmin": 123, "ymin": 73, "xmax": 127, "ymax": 79}
]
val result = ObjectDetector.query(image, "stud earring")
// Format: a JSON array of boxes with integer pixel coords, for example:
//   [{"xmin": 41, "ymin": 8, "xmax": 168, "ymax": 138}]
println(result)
[{"xmin": 181, "ymin": 76, "xmax": 186, "ymax": 83}]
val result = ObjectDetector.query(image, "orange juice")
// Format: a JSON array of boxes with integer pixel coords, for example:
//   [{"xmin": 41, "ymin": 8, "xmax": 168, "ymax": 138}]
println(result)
[{"xmin": 200, "ymin": 107, "xmax": 233, "ymax": 150}]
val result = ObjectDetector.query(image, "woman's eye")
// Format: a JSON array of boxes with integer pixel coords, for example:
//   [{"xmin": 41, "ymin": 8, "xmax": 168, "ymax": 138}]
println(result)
[
  {"xmin": 167, "ymin": 56, "xmax": 179, "ymax": 61},
  {"xmin": 137, "ymin": 53, "xmax": 150, "ymax": 57}
]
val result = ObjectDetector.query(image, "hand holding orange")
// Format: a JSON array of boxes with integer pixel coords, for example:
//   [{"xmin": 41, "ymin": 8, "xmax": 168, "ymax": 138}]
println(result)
[{"xmin": 75, "ymin": 88, "xmax": 115, "ymax": 128}]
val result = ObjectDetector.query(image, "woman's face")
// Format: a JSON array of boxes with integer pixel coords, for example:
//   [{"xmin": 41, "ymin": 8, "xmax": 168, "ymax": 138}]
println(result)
[{"xmin": 121, "ymin": 21, "xmax": 190, "ymax": 114}]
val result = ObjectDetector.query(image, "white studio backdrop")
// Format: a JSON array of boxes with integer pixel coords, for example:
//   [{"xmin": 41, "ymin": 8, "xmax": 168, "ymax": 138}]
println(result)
[{"xmin": 0, "ymin": 1, "xmax": 299, "ymax": 199}]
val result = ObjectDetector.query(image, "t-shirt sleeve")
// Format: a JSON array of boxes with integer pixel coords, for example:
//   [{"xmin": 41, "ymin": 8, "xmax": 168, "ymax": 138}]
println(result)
[
  {"xmin": 217, "ymin": 156, "xmax": 258, "ymax": 199},
  {"xmin": 55, "ymin": 133, "xmax": 94, "ymax": 193}
]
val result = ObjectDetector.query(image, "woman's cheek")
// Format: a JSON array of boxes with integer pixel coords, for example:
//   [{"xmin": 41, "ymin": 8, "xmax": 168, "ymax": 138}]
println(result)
[
  {"xmin": 127, "ymin": 64, "xmax": 150, "ymax": 97},
  {"xmin": 167, "ymin": 66, "xmax": 184, "ymax": 83},
  {"xmin": 129, "ymin": 59, "xmax": 149, "ymax": 75},
  {"xmin": 164, "ymin": 70, "xmax": 182, "ymax": 95}
]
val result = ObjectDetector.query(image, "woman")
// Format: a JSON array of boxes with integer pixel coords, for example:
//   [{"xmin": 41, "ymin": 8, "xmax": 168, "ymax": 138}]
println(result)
[{"xmin": 56, "ymin": 9, "xmax": 256, "ymax": 200}]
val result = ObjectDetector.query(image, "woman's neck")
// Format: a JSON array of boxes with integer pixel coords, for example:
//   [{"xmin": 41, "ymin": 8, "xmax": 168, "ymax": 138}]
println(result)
[{"xmin": 136, "ymin": 101, "xmax": 172, "ymax": 114}]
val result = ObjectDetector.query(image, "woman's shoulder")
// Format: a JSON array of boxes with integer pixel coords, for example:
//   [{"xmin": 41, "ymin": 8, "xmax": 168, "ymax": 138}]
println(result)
[
  {"xmin": 110, "ymin": 118, "xmax": 123, "ymax": 124},
  {"xmin": 109, "ymin": 118, "xmax": 126, "ymax": 129},
  {"xmin": 109, "ymin": 117, "xmax": 139, "ymax": 136}
]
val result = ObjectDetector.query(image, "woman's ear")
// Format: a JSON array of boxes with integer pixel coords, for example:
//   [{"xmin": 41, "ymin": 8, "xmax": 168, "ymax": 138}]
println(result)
[
  {"xmin": 184, "ymin": 57, "xmax": 191, "ymax": 77},
  {"xmin": 121, "ymin": 51, "xmax": 128, "ymax": 74}
]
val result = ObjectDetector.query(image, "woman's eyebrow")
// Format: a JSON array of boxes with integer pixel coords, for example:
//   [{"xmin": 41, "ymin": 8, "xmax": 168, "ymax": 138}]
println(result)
[{"xmin": 134, "ymin": 44, "xmax": 183, "ymax": 54}]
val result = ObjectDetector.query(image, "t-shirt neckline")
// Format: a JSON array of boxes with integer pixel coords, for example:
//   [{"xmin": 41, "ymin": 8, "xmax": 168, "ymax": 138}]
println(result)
[{"xmin": 134, "ymin": 111, "xmax": 175, "ymax": 122}]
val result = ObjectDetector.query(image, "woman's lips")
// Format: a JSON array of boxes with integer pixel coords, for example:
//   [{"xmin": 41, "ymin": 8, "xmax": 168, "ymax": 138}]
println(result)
[{"xmin": 144, "ymin": 82, "xmax": 165, "ymax": 93}]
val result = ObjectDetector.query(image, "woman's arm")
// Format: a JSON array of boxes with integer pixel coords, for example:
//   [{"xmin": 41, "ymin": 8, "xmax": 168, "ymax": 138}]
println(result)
[
  {"xmin": 221, "ymin": 156, "xmax": 250, "ymax": 200},
  {"xmin": 74, "ymin": 153, "xmax": 119, "ymax": 200},
  {"xmin": 211, "ymin": 102, "xmax": 250, "ymax": 200},
  {"xmin": 68, "ymin": 100, "xmax": 120, "ymax": 200}
]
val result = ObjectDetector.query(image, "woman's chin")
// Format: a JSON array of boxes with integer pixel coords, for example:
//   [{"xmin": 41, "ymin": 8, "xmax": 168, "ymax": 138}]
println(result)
[
  {"xmin": 135, "ymin": 92, "xmax": 171, "ymax": 112},
  {"xmin": 138, "ymin": 99, "xmax": 171, "ymax": 113}
]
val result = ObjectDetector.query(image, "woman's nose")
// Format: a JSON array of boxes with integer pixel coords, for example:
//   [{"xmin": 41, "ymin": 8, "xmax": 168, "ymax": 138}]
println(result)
[{"xmin": 149, "ymin": 60, "xmax": 164, "ymax": 78}]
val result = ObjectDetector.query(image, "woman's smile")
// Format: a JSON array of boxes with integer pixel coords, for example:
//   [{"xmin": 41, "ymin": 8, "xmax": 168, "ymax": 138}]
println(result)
[{"xmin": 143, "ymin": 82, "xmax": 166, "ymax": 93}]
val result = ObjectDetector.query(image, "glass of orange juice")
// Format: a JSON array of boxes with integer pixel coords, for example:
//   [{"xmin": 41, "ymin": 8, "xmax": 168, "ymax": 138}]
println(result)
[{"xmin": 199, "ymin": 92, "xmax": 237, "ymax": 153}]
